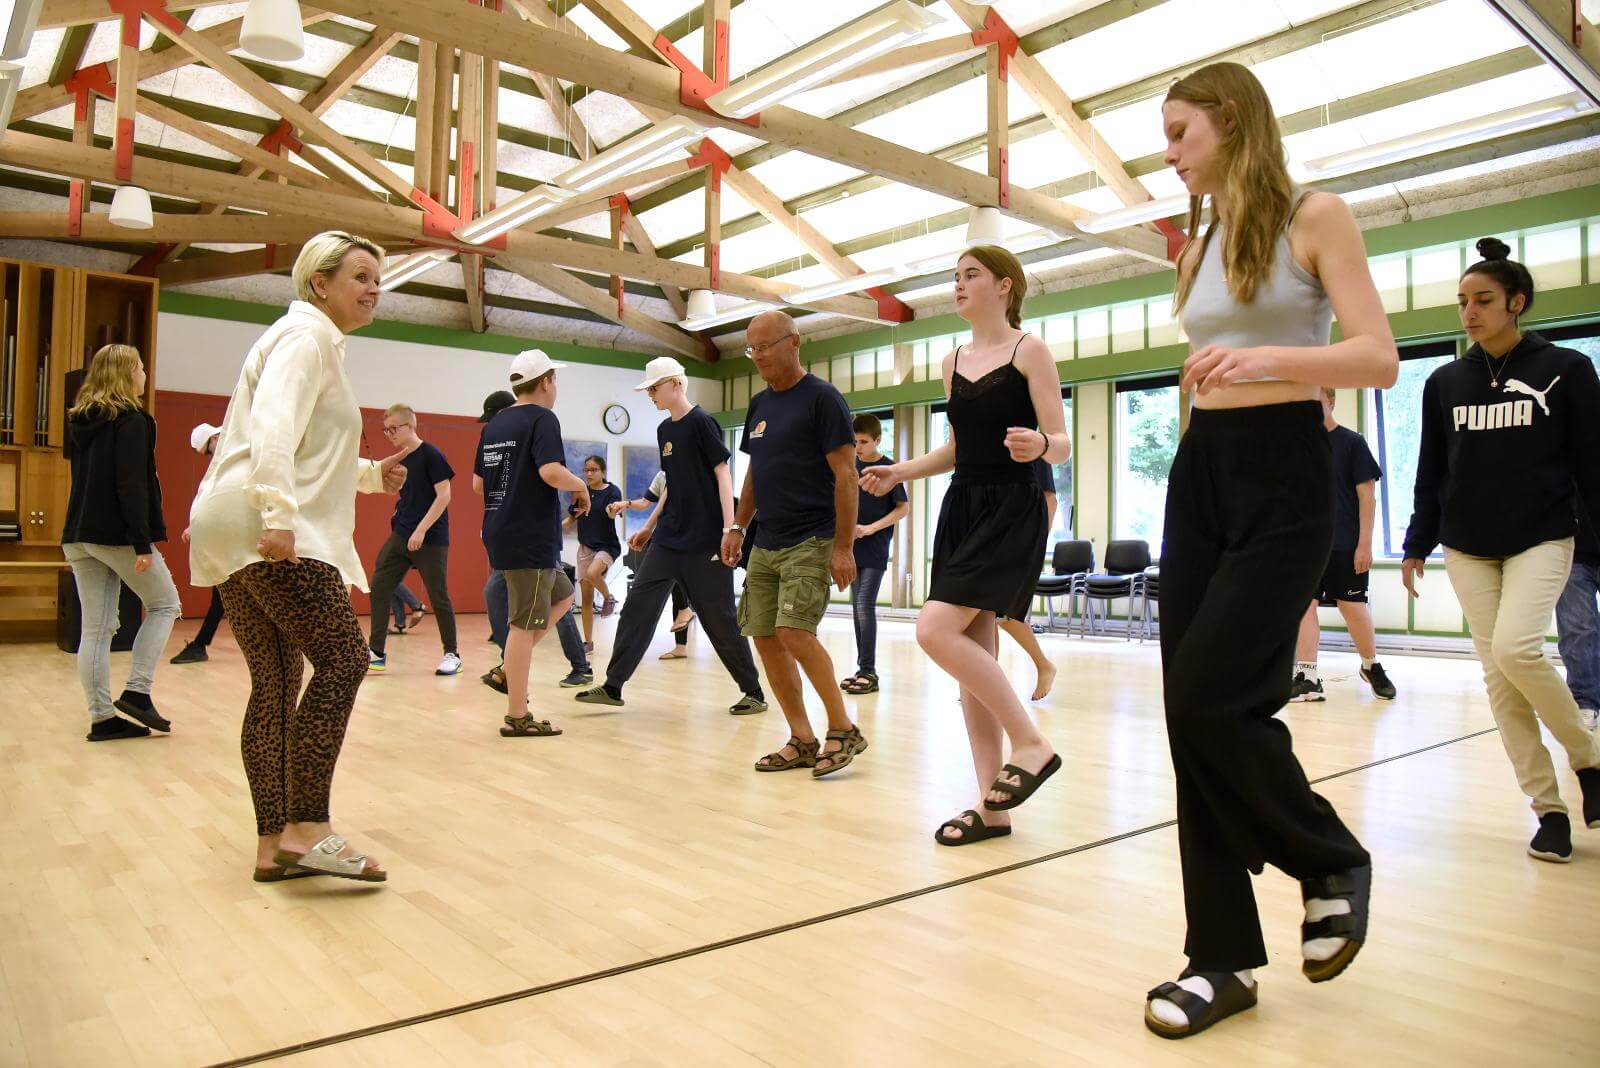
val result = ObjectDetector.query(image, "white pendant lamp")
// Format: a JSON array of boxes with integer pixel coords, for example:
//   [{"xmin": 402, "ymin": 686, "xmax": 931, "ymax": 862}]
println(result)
[
  {"xmin": 240, "ymin": 0, "xmax": 305, "ymax": 63},
  {"xmin": 965, "ymin": 206, "xmax": 1004, "ymax": 245},
  {"xmin": 108, "ymin": 185, "xmax": 153, "ymax": 230},
  {"xmin": 685, "ymin": 288, "xmax": 718, "ymax": 321}
]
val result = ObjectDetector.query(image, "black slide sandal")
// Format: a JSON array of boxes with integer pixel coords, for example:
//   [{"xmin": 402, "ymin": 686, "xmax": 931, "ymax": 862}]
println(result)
[
  {"xmin": 934, "ymin": 809, "xmax": 1012, "ymax": 846},
  {"xmin": 1144, "ymin": 971, "xmax": 1259, "ymax": 1039},
  {"xmin": 983, "ymin": 752, "xmax": 1062, "ymax": 811},
  {"xmin": 1301, "ymin": 863, "xmax": 1371, "ymax": 982}
]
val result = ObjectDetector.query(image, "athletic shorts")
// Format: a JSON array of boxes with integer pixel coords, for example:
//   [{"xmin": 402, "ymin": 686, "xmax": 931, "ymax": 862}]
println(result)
[
  {"xmin": 738, "ymin": 537, "xmax": 833, "ymax": 637},
  {"xmin": 1317, "ymin": 548, "xmax": 1369, "ymax": 606},
  {"xmin": 576, "ymin": 544, "xmax": 615, "ymax": 578},
  {"xmin": 504, "ymin": 567, "xmax": 575, "ymax": 630}
]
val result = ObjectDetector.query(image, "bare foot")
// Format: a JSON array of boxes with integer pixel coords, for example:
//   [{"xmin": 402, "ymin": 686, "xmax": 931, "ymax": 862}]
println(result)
[
  {"xmin": 985, "ymin": 742, "xmax": 1055, "ymax": 807},
  {"xmin": 659, "ymin": 647, "xmax": 687, "ymax": 660},
  {"xmin": 1031, "ymin": 660, "xmax": 1056, "ymax": 702},
  {"xmin": 937, "ymin": 807, "xmax": 1010, "ymax": 842}
]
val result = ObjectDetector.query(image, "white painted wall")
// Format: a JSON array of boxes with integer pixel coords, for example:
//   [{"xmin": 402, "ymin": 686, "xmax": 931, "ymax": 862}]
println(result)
[{"xmin": 154, "ymin": 310, "xmax": 722, "ymax": 446}]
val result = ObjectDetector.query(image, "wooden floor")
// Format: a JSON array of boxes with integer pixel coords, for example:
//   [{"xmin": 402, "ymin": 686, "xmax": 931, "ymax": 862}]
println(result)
[{"xmin": 2, "ymin": 611, "xmax": 1597, "ymax": 1066}]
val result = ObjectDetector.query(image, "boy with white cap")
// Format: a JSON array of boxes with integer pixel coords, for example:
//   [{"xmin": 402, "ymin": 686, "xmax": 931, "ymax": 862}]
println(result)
[
  {"xmin": 577, "ymin": 356, "xmax": 766, "ymax": 714},
  {"xmin": 475, "ymin": 349, "xmax": 590, "ymax": 737},
  {"xmin": 172, "ymin": 422, "xmax": 226, "ymax": 665}
]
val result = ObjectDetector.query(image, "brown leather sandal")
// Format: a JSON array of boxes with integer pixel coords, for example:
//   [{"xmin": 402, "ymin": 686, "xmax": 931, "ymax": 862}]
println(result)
[
  {"xmin": 813, "ymin": 725, "xmax": 868, "ymax": 778},
  {"xmin": 755, "ymin": 736, "xmax": 820, "ymax": 772}
]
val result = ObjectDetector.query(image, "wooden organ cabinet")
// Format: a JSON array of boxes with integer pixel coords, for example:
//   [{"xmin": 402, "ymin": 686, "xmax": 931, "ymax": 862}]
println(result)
[{"xmin": 0, "ymin": 258, "xmax": 158, "ymax": 641}]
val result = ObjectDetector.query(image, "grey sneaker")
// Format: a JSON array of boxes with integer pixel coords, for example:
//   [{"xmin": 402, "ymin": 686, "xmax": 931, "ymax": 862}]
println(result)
[
  {"xmin": 559, "ymin": 670, "xmax": 594, "ymax": 688},
  {"xmin": 576, "ymin": 685, "xmax": 624, "ymax": 706},
  {"xmin": 729, "ymin": 694, "xmax": 768, "ymax": 716}
]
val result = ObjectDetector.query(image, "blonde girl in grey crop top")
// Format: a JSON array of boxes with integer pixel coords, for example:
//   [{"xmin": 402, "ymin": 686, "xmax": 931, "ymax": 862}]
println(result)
[{"xmin": 1174, "ymin": 191, "xmax": 1399, "ymax": 401}]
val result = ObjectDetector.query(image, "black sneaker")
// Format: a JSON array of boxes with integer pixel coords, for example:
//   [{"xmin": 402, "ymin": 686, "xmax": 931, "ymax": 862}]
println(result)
[
  {"xmin": 114, "ymin": 692, "xmax": 171, "ymax": 733},
  {"xmin": 1577, "ymin": 767, "xmax": 1600, "ymax": 830},
  {"xmin": 576, "ymin": 685, "xmax": 624, "ymax": 707},
  {"xmin": 1528, "ymin": 812, "xmax": 1573, "ymax": 863},
  {"xmin": 170, "ymin": 642, "xmax": 209, "ymax": 665},
  {"xmin": 86, "ymin": 717, "xmax": 152, "ymax": 742},
  {"xmin": 559, "ymin": 670, "xmax": 594, "ymax": 688},
  {"xmin": 1360, "ymin": 662, "xmax": 1396, "ymax": 700},
  {"xmin": 1290, "ymin": 672, "xmax": 1325, "ymax": 703}
]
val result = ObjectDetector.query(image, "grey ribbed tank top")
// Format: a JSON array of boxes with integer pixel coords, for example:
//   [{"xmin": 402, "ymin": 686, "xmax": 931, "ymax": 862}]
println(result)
[{"xmin": 1179, "ymin": 202, "xmax": 1332, "ymax": 378}]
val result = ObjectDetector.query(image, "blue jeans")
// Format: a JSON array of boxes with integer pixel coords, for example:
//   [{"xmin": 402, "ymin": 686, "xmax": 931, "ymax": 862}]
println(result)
[
  {"xmin": 64, "ymin": 542, "xmax": 181, "ymax": 723},
  {"xmin": 486, "ymin": 567, "xmax": 587, "ymax": 674},
  {"xmin": 392, "ymin": 582, "xmax": 423, "ymax": 628},
  {"xmin": 1556, "ymin": 557, "xmax": 1600, "ymax": 711},
  {"xmin": 850, "ymin": 566, "xmax": 886, "ymax": 675}
]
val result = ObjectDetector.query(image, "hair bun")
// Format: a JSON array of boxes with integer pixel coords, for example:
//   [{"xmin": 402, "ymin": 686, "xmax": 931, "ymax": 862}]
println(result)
[{"xmin": 1476, "ymin": 237, "xmax": 1511, "ymax": 262}]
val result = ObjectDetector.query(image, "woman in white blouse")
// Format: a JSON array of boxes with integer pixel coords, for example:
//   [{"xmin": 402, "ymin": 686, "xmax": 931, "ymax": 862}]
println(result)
[{"xmin": 189, "ymin": 231, "xmax": 405, "ymax": 884}]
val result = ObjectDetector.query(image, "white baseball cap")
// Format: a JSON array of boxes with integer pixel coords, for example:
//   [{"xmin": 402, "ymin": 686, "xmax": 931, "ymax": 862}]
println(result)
[
  {"xmin": 634, "ymin": 355, "xmax": 687, "ymax": 392},
  {"xmin": 189, "ymin": 422, "xmax": 221, "ymax": 453},
  {"xmin": 508, "ymin": 348, "xmax": 566, "ymax": 386}
]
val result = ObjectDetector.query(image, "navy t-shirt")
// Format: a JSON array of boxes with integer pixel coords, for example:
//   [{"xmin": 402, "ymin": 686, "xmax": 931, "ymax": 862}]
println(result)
[
  {"xmin": 573, "ymin": 482, "xmax": 623, "ymax": 555},
  {"xmin": 741, "ymin": 375, "xmax": 855, "ymax": 551},
  {"xmin": 1329, "ymin": 425, "xmax": 1382, "ymax": 551},
  {"xmin": 392, "ymin": 441, "xmax": 454, "ymax": 547},
  {"xmin": 655, "ymin": 406, "xmax": 730, "ymax": 554},
  {"xmin": 475, "ymin": 403, "xmax": 566, "ymax": 570},
  {"xmin": 854, "ymin": 456, "xmax": 907, "ymax": 570}
]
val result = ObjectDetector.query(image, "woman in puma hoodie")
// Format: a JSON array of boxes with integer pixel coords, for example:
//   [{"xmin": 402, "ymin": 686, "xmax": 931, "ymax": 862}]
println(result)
[
  {"xmin": 61, "ymin": 344, "xmax": 180, "ymax": 742},
  {"xmin": 1402, "ymin": 238, "xmax": 1600, "ymax": 863}
]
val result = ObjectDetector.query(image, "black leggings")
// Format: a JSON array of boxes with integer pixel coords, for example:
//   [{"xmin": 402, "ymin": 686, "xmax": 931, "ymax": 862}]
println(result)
[
  {"xmin": 1159, "ymin": 402, "xmax": 1369, "ymax": 972},
  {"xmin": 219, "ymin": 560, "xmax": 369, "ymax": 837},
  {"xmin": 194, "ymin": 588, "xmax": 225, "ymax": 648}
]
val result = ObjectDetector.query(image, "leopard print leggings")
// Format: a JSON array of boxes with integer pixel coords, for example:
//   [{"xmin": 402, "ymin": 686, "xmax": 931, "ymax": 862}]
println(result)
[{"xmin": 218, "ymin": 559, "xmax": 369, "ymax": 836}]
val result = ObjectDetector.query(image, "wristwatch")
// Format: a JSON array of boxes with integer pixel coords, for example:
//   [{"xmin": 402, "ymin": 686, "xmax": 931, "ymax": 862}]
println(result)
[{"xmin": 724, "ymin": 523, "xmax": 746, "ymax": 535}]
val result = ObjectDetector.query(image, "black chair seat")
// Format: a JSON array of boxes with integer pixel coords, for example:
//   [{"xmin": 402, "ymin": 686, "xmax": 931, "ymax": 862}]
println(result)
[
  {"xmin": 1085, "ymin": 574, "xmax": 1136, "ymax": 593},
  {"xmin": 1036, "ymin": 575, "xmax": 1076, "ymax": 595}
]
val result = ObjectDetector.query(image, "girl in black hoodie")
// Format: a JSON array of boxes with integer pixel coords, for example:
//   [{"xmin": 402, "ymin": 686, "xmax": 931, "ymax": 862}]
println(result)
[
  {"xmin": 62, "ymin": 344, "xmax": 180, "ymax": 741},
  {"xmin": 1402, "ymin": 239, "xmax": 1600, "ymax": 862}
]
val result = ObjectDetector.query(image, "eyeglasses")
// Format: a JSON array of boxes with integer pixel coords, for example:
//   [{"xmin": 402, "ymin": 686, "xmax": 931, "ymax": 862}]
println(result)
[
  {"xmin": 381, "ymin": 423, "xmax": 411, "ymax": 436},
  {"xmin": 744, "ymin": 334, "xmax": 798, "ymax": 358}
]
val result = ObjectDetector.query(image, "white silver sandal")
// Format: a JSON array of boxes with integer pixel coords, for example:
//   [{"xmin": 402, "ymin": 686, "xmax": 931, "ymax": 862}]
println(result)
[{"xmin": 272, "ymin": 834, "xmax": 387, "ymax": 883}]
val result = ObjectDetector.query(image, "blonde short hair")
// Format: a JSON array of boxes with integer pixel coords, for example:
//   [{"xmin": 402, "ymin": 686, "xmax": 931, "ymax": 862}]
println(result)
[
  {"xmin": 292, "ymin": 230, "xmax": 385, "ymax": 303},
  {"xmin": 385, "ymin": 403, "xmax": 415, "ymax": 422}
]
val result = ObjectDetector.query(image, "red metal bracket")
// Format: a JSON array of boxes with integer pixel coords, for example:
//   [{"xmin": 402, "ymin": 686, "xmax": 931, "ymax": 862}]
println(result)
[
  {"xmin": 864, "ymin": 285, "xmax": 913, "ymax": 324},
  {"xmin": 407, "ymin": 188, "xmax": 506, "ymax": 252},
  {"xmin": 1155, "ymin": 218, "xmax": 1187, "ymax": 261},
  {"xmin": 115, "ymin": 117, "xmax": 135, "ymax": 180},
  {"xmin": 689, "ymin": 136, "xmax": 732, "ymax": 186},
  {"xmin": 67, "ymin": 181, "xmax": 86, "ymax": 237},
  {"xmin": 105, "ymin": 0, "xmax": 188, "ymax": 38},
  {"xmin": 66, "ymin": 62, "xmax": 115, "ymax": 102},
  {"xmin": 653, "ymin": 27, "xmax": 761, "ymax": 127},
  {"xmin": 609, "ymin": 193, "xmax": 631, "ymax": 320},
  {"xmin": 971, "ymin": 8, "xmax": 1019, "ymax": 77},
  {"xmin": 128, "ymin": 243, "xmax": 177, "ymax": 275},
  {"xmin": 258, "ymin": 119, "xmax": 303, "ymax": 157},
  {"xmin": 458, "ymin": 141, "xmax": 476, "ymax": 223}
]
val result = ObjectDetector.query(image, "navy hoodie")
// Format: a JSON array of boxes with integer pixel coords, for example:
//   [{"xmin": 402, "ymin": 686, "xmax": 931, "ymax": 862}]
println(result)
[
  {"xmin": 61, "ymin": 408, "xmax": 166, "ymax": 554},
  {"xmin": 1403, "ymin": 332, "xmax": 1600, "ymax": 559}
]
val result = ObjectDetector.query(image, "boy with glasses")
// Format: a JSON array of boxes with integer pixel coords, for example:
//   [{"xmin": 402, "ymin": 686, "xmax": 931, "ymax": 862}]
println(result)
[{"xmin": 367, "ymin": 404, "xmax": 460, "ymax": 676}]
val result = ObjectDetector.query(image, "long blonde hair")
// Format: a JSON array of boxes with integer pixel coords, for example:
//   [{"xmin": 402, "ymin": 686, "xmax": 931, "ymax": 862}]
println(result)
[
  {"xmin": 1167, "ymin": 62, "xmax": 1296, "ymax": 313},
  {"xmin": 69, "ymin": 344, "xmax": 145, "ymax": 419}
]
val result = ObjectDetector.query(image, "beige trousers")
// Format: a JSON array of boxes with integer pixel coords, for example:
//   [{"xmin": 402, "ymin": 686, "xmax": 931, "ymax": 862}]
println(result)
[{"xmin": 1445, "ymin": 538, "xmax": 1600, "ymax": 816}]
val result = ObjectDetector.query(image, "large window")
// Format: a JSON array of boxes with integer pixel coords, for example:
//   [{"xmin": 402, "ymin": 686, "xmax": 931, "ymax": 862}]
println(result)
[
  {"xmin": 1113, "ymin": 376, "xmax": 1180, "ymax": 550},
  {"xmin": 1374, "ymin": 341, "xmax": 1456, "ymax": 557}
]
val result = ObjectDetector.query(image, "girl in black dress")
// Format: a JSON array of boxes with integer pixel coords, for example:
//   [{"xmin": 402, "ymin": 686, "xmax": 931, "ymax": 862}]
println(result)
[{"xmin": 862, "ymin": 246, "xmax": 1070, "ymax": 845}]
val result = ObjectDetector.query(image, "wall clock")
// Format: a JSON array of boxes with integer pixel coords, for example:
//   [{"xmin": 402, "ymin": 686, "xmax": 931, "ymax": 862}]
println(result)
[{"xmin": 603, "ymin": 403, "xmax": 630, "ymax": 435}]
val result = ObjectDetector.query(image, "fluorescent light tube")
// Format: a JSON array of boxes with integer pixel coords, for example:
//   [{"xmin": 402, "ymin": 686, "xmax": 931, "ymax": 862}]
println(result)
[
  {"xmin": 1299, "ymin": 93, "xmax": 1590, "ymax": 181},
  {"xmin": 453, "ymin": 185, "xmax": 575, "ymax": 245},
  {"xmin": 2, "ymin": 0, "xmax": 43, "ymax": 61},
  {"xmin": 380, "ymin": 249, "xmax": 451, "ymax": 291},
  {"xmin": 556, "ymin": 118, "xmax": 704, "ymax": 194},
  {"xmin": 707, "ymin": 0, "xmax": 945, "ymax": 119},
  {"xmin": 784, "ymin": 267, "xmax": 907, "ymax": 304},
  {"xmin": 1076, "ymin": 194, "xmax": 1189, "ymax": 235},
  {"xmin": 681, "ymin": 299, "xmax": 774, "ymax": 331}
]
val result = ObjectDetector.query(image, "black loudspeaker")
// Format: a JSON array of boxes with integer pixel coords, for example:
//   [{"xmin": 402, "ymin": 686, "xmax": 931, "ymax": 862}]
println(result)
[{"xmin": 56, "ymin": 568, "xmax": 142, "ymax": 654}]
